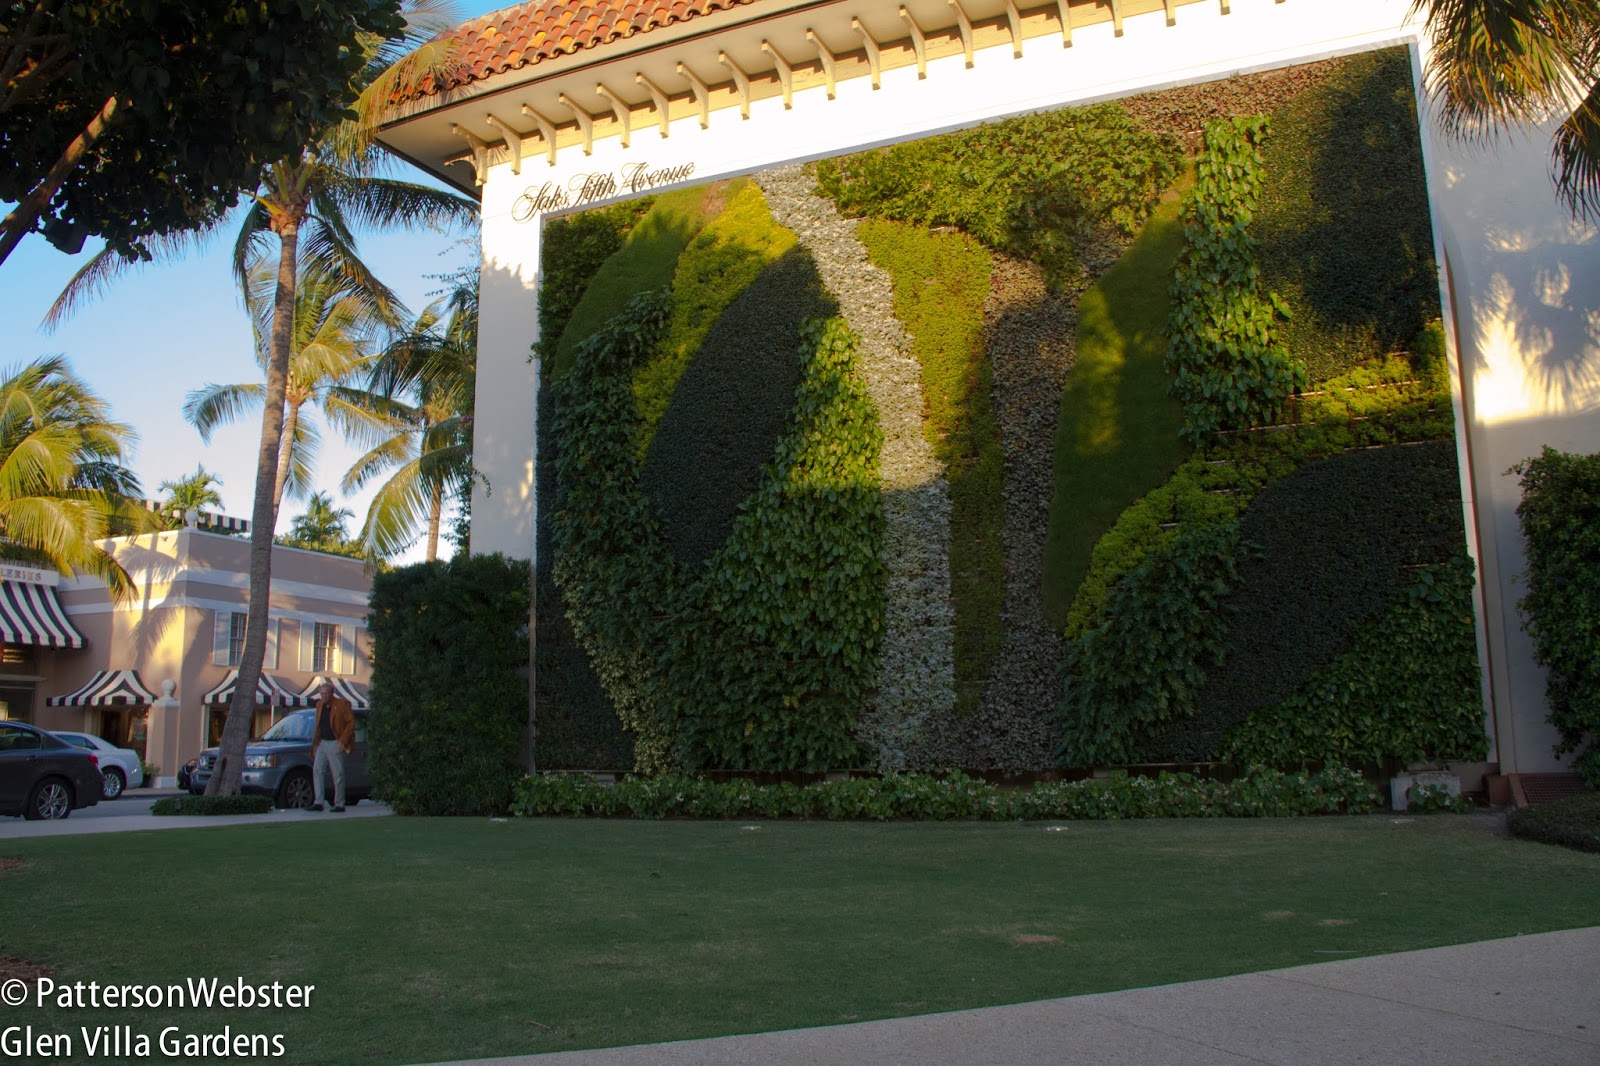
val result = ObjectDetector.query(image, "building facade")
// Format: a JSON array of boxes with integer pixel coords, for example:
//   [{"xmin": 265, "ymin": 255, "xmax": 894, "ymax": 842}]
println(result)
[{"xmin": 0, "ymin": 529, "xmax": 371, "ymax": 787}]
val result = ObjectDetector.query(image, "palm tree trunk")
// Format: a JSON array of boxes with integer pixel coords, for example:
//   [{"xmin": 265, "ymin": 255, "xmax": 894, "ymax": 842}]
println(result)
[
  {"xmin": 207, "ymin": 219, "xmax": 299, "ymax": 796},
  {"xmin": 273, "ymin": 401, "xmax": 301, "ymax": 512},
  {"xmin": 0, "ymin": 93, "xmax": 118, "ymax": 267},
  {"xmin": 425, "ymin": 467, "xmax": 444, "ymax": 561}
]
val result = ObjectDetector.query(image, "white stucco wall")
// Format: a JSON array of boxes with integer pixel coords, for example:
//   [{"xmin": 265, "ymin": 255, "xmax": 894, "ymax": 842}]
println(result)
[{"xmin": 467, "ymin": 0, "xmax": 1600, "ymax": 774}]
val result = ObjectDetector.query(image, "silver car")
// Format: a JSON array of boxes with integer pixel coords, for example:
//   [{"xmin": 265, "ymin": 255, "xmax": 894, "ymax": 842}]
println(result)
[{"xmin": 52, "ymin": 731, "xmax": 144, "ymax": 799}]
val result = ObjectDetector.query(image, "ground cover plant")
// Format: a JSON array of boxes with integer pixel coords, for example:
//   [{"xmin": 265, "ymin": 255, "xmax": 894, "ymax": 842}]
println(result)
[
  {"xmin": 1508, "ymin": 793, "xmax": 1600, "ymax": 853},
  {"xmin": 1, "ymin": 817, "xmax": 1597, "ymax": 1063},
  {"xmin": 857, "ymin": 220, "xmax": 1001, "ymax": 714}
]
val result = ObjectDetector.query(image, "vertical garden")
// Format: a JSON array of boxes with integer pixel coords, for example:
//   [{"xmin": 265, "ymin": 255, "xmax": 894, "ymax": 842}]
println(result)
[{"xmin": 528, "ymin": 47, "xmax": 1487, "ymax": 777}]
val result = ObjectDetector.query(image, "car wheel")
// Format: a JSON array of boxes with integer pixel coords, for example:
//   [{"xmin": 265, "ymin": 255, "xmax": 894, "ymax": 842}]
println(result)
[
  {"xmin": 276, "ymin": 770, "xmax": 314, "ymax": 810},
  {"xmin": 101, "ymin": 767, "xmax": 126, "ymax": 800},
  {"xmin": 24, "ymin": 778, "xmax": 72, "ymax": 820}
]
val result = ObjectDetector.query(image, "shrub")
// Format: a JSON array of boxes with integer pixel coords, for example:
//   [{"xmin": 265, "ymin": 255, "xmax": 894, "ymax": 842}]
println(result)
[
  {"xmin": 1222, "ymin": 555, "xmax": 1488, "ymax": 767},
  {"xmin": 534, "ymin": 198, "xmax": 654, "ymax": 365},
  {"xmin": 152, "ymin": 795, "xmax": 272, "ymax": 816},
  {"xmin": 1058, "ymin": 522, "xmax": 1240, "ymax": 768},
  {"xmin": 1507, "ymin": 793, "xmax": 1600, "ymax": 853},
  {"xmin": 816, "ymin": 104, "xmax": 1181, "ymax": 288},
  {"xmin": 367, "ymin": 553, "xmax": 530, "ymax": 815},
  {"xmin": 511, "ymin": 766, "xmax": 1380, "ymax": 820},
  {"xmin": 640, "ymin": 246, "xmax": 834, "ymax": 569},
  {"xmin": 1514, "ymin": 447, "xmax": 1600, "ymax": 786},
  {"xmin": 1166, "ymin": 115, "xmax": 1306, "ymax": 441},
  {"xmin": 858, "ymin": 219, "xmax": 1002, "ymax": 714}
]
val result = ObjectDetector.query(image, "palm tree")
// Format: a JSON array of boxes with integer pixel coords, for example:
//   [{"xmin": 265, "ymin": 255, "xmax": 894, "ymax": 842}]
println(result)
[
  {"xmin": 0, "ymin": 355, "xmax": 153, "ymax": 595},
  {"xmin": 286, "ymin": 490, "xmax": 356, "ymax": 547},
  {"xmin": 1417, "ymin": 0, "xmax": 1600, "ymax": 220},
  {"xmin": 156, "ymin": 464, "xmax": 224, "ymax": 527},
  {"xmin": 183, "ymin": 259, "xmax": 392, "ymax": 515},
  {"xmin": 48, "ymin": 0, "xmax": 475, "ymax": 796},
  {"xmin": 343, "ymin": 275, "xmax": 476, "ymax": 561}
]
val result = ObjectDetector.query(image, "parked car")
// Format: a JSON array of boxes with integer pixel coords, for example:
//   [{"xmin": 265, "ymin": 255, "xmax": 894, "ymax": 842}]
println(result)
[
  {"xmin": 188, "ymin": 708, "xmax": 370, "ymax": 809},
  {"xmin": 51, "ymin": 731, "xmax": 144, "ymax": 799},
  {"xmin": 176, "ymin": 757, "xmax": 196, "ymax": 792},
  {"xmin": 0, "ymin": 721, "xmax": 102, "ymax": 819}
]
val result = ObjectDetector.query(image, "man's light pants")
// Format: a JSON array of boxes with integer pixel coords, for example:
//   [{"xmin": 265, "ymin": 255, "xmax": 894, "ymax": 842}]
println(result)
[{"xmin": 314, "ymin": 740, "xmax": 346, "ymax": 807}]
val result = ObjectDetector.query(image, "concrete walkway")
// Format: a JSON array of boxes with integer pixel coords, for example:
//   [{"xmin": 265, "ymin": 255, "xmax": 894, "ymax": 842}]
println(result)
[
  {"xmin": 0, "ymin": 789, "xmax": 392, "ymax": 838},
  {"xmin": 427, "ymin": 928, "xmax": 1600, "ymax": 1065}
]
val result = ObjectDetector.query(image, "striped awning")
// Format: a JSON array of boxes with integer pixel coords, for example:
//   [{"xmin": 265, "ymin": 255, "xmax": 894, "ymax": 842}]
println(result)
[
  {"xmin": 0, "ymin": 580, "xmax": 85, "ymax": 649},
  {"xmin": 202, "ymin": 669, "xmax": 299, "ymax": 707},
  {"xmin": 47, "ymin": 669, "xmax": 158, "ymax": 707},
  {"xmin": 295, "ymin": 675, "xmax": 370, "ymax": 711}
]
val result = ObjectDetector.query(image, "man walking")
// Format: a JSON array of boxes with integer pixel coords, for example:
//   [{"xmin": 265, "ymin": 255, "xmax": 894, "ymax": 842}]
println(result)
[{"xmin": 310, "ymin": 680, "xmax": 355, "ymax": 812}]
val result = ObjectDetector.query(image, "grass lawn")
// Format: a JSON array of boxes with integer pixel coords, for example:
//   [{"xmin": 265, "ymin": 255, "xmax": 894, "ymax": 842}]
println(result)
[
  {"xmin": 1041, "ymin": 189, "xmax": 1190, "ymax": 630},
  {"xmin": 3, "ymin": 816, "xmax": 1598, "ymax": 1064}
]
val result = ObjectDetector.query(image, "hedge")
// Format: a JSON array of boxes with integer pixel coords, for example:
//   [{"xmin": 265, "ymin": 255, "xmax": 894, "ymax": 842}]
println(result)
[
  {"xmin": 152, "ymin": 795, "xmax": 273, "ymax": 816},
  {"xmin": 857, "ymin": 219, "xmax": 1002, "ymax": 714},
  {"xmin": 513, "ymin": 766, "xmax": 1379, "ymax": 820},
  {"xmin": 1514, "ymin": 447, "xmax": 1600, "ymax": 786},
  {"xmin": 815, "ymin": 104, "xmax": 1180, "ymax": 289},
  {"xmin": 534, "ymin": 198, "xmax": 653, "ymax": 366},
  {"xmin": 367, "ymin": 553, "xmax": 530, "ymax": 815},
  {"xmin": 1507, "ymin": 793, "xmax": 1600, "ymax": 854},
  {"xmin": 640, "ymin": 245, "xmax": 835, "ymax": 569}
]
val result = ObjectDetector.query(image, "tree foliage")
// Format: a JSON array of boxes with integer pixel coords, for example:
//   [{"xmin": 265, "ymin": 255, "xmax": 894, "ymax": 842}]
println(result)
[{"xmin": 0, "ymin": 0, "xmax": 406, "ymax": 263}]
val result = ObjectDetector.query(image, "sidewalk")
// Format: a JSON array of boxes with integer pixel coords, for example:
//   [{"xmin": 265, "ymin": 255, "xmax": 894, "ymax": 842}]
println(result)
[
  {"xmin": 425, "ymin": 927, "xmax": 1600, "ymax": 1065},
  {"xmin": 0, "ymin": 795, "xmax": 392, "ymax": 838}
]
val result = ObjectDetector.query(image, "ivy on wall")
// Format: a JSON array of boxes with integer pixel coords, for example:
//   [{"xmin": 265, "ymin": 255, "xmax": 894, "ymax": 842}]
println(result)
[
  {"xmin": 551, "ymin": 291, "xmax": 884, "ymax": 772},
  {"xmin": 1221, "ymin": 555, "xmax": 1487, "ymax": 767},
  {"xmin": 534, "ymin": 199, "xmax": 653, "ymax": 365},
  {"xmin": 1166, "ymin": 116, "xmax": 1306, "ymax": 441}
]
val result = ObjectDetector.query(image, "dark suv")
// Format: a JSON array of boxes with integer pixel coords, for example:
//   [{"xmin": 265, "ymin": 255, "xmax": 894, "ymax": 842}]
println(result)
[
  {"xmin": 0, "ymin": 721, "xmax": 101, "ymax": 819},
  {"xmin": 188, "ymin": 708, "xmax": 370, "ymax": 809}
]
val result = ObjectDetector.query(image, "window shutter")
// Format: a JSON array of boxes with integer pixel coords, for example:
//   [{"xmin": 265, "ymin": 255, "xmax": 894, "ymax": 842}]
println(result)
[
  {"xmin": 338, "ymin": 625, "xmax": 356, "ymax": 675},
  {"xmin": 356, "ymin": 627, "xmax": 370, "ymax": 673},
  {"xmin": 298, "ymin": 620, "xmax": 314, "ymax": 671},
  {"xmin": 212, "ymin": 610, "xmax": 231, "ymax": 666},
  {"xmin": 265, "ymin": 618, "xmax": 279, "ymax": 670}
]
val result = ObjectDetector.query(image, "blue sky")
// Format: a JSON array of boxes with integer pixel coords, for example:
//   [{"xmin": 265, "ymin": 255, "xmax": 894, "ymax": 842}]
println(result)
[{"xmin": 0, "ymin": 0, "xmax": 507, "ymax": 559}]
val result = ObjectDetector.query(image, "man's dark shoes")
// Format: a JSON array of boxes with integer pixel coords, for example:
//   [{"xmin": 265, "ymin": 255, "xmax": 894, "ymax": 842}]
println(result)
[
  {"xmin": 331, "ymin": 805, "xmax": 345, "ymax": 812},
  {"xmin": 309, "ymin": 803, "xmax": 324, "ymax": 812}
]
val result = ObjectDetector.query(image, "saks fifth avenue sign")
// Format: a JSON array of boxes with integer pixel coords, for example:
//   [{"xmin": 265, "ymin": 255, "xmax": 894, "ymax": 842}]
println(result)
[{"xmin": 512, "ymin": 161, "xmax": 698, "ymax": 220}]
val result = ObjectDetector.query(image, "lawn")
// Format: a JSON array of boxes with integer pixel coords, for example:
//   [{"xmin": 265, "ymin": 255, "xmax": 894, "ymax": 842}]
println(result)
[{"xmin": 3, "ymin": 816, "xmax": 1598, "ymax": 1064}]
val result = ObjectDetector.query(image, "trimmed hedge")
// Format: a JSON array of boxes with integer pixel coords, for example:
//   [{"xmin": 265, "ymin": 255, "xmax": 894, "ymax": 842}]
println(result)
[
  {"xmin": 1256, "ymin": 48, "xmax": 1440, "ymax": 384},
  {"xmin": 1221, "ymin": 555, "xmax": 1488, "ymax": 767},
  {"xmin": 553, "ymin": 293, "xmax": 884, "ymax": 773},
  {"xmin": 634, "ymin": 180, "xmax": 796, "ymax": 454},
  {"xmin": 1507, "ymin": 793, "xmax": 1600, "ymax": 853},
  {"xmin": 367, "ymin": 553, "xmax": 530, "ymax": 815},
  {"xmin": 857, "ymin": 219, "xmax": 1002, "ymax": 715},
  {"xmin": 1514, "ymin": 447, "xmax": 1600, "ymax": 786},
  {"xmin": 640, "ymin": 246, "xmax": 834, "ymax": 569},
  {"xmin": 816, "ymin": 104, "xmax": 1180, "ymax": 288},
  {"xmin": 512, "ymin": 766, "xmax": 1379, "ymax": 820},
  {"xmin": 152, "ymin": 795, "xmax": 272, "ymax": 816}
]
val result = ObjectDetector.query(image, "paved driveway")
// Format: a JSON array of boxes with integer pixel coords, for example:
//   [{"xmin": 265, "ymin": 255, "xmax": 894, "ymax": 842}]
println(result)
[{"xmin": 0, "ymin": 788, "xmax": 391, "ymax": 837}]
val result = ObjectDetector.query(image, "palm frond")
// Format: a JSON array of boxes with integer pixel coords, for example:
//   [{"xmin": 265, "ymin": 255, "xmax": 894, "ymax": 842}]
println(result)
[
  {"xmin": 1554, "ymin": 74, "xmax": 1600, "ymax": 221},
  {"xmin": 182, "ymin": 383, "xmax": 265, "ymax": 442}
]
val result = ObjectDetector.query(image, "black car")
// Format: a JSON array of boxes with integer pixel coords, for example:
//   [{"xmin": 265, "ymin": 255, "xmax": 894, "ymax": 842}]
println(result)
[
  {"xmin": 188, "ymin": 708, "xmax": 370, "ymax": 809},
  {"xmin": 0, "ymin": 721, "xmax": 103, "ymax": 819}
]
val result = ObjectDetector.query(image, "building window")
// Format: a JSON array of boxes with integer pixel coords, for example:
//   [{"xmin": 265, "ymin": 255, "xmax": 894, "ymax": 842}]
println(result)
[
  {"xmin": 313, "ymin": 622, "xmax": 339, "ymax": 673},
  {"xmin": 228, "ymin": 612, "xmax": 247, "ymax": 666}
]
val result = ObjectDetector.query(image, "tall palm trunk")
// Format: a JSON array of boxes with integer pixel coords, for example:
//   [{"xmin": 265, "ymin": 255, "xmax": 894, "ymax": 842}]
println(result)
[
  {"xmin": 273, "ymin": 400, "xmax": 302, "ymax": 512},
  {"xmin": 425, "ymin": 477, "xmax": 444, "ymax": 562},
  {"xmin": 207, "ymin": 218, "xmax": 300, "ymax": 796}
]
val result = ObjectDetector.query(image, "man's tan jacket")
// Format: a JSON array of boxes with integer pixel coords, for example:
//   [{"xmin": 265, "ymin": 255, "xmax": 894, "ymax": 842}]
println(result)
[{"xmin": 314, "ymin": 696, "xmax": 356, "ymax": 754}]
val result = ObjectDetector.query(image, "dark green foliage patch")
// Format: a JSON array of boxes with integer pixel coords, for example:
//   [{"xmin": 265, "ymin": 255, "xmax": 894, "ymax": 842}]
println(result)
[
  {"xmin": 1508, "ymin": 793, "xmax": 1600, "ymax": 853},
  {"xmin": 1187, "ymin": 442, "xmax": 1467, "ymax": 756},
  {"xmin": 641, "ymin": 247, "xmax": 834, "ymax": 569},
  {"xmin": 367, "ymin": 554, "xmax": 530, "ymax": 814},
  {"xmin": 1256, "ymin": 49, "xmax": 1440, "ymax": 383},
  {"xmin": 1514, "ymin": 447, "xmax": 1600, "ymax": 786}
]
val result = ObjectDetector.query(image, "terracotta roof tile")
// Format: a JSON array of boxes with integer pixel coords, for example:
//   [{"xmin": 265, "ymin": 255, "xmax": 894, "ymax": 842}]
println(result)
[{"xmin": 405, "ymin": 0, "xmax": 761, "ymax": 100}]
